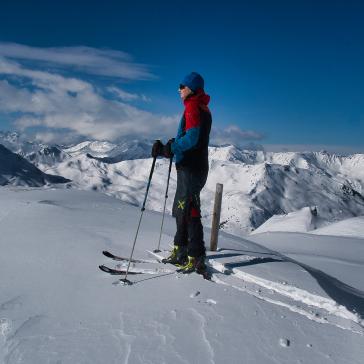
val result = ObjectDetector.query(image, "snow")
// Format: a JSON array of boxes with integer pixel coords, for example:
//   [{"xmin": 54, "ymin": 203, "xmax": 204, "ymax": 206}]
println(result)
[
  {"xmin": 279, "ymin": 338, "xmax": 290, "ymax": 348},
  {"xmin": 40, "ymin": 151, "xmax": 364, "ymax": 236},
  {"xmin": 2, "ymin": 133, "xmax": 364, "ymax": 236},
  {"xmin": 249, "ymin": 206, "xmax": 364, "ymax": 239},
  {"xmin": 251, "ymin": 207, "xmax": 317, "ymax": 234},
  {"xmin": 64, "ymin": 140, "xmax": 116, "ymax": 156},
  {"xmin": 1, "ymin": 187, "xmax": 364, "ymax": 363},
  {"xmin": 310, "ymin": 216, "xmax": 364, "ymax": 239}
]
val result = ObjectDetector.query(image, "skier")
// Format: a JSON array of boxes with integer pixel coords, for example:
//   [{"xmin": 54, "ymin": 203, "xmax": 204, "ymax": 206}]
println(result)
[{"xmin": 152, "ymin": 72, "xmax": 212, "ymax": 274}]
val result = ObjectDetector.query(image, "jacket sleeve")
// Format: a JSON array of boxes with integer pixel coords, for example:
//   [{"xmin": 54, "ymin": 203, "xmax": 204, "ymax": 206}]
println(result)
[{"xmin": 172, "ymin": 103, "xmax": 200, "ymax": 154}]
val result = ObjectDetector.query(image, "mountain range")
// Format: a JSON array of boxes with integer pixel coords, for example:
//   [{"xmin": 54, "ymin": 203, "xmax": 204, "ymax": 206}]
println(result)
[{"xmin": 1, "ymin": 131, "xmax": 364, "ymax": 235}]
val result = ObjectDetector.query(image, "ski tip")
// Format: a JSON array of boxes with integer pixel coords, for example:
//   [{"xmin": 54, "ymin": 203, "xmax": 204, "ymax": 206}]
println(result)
[
  {"xmin": 99, "ymin": 264, "xmax": 117, "ymax": 274},
  {"xmin": 153, "ymin": 249, "xmax": 162, "ymax": 253},
  {"xmin": 102, "ymin": 250, "xmax": 112, "ymax": 257}
]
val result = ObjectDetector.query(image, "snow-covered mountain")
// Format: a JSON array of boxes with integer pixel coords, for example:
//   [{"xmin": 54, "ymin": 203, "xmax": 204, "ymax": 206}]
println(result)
[
  {"xmin": 1, "ymin": 131, "xmax": 364, "ymax": 235},
  {"xmin": 0, "ymin": 144, "xmax": 70, "ymax": 187},
  {"xmin": 0, "ymin": 131, "xmax": 69, "ymax": 168},
  {"xmin": 64, "ymin": 139, "xmax": 152, "ymax": 163}
]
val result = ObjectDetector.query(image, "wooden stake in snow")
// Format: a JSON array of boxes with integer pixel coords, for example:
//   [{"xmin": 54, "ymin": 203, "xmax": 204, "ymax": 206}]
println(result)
[{"xmin": 210, "ymin": 183, "xmax": 223, "ymax": 251}]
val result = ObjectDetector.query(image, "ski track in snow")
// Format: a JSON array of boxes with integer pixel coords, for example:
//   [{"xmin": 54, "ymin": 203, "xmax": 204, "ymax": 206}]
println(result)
[
  {"xmin": 151, "ymin": 318, "xmax": 191, "ymax": 364},
  {"xmin": 231, "ymin": 269, "xmax": 360, "ymax": 322},
  {"xmin": 189, "ymin": 308, "xmax": 215, "ymax": 364},
  {"xmin": 117, "ymin": 312, "xmax": 136, "ymax": 364},
  {"xmin": 148, "ymin": 248, "xmax": 364, "ymax": 333},
  {"xmin": 161, "ymin": 317, "xmax": 190, "ymax": 364},
  {"xmin": 208, "ymin": 261, "xmax": 364, "ymax": 335}
]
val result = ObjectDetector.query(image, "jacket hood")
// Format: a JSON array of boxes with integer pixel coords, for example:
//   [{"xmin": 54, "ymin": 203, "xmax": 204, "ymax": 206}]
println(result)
[{"xmin": 184, "ymin": 89, "xmax": 210, "ymax": 107}]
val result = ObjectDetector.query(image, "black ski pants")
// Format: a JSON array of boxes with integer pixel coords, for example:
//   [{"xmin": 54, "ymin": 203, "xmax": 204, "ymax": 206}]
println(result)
[{"xmin": 172, "ymin": 166, "xmax": 208, "ymax": 257}]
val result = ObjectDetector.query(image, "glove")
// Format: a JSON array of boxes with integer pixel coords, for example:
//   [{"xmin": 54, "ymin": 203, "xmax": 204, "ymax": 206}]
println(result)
[
  {"xmin": 151, "ymin": 140, "xmax": 163, "ymax": 158},
  {"xmin": 162, "ymin": 138, "xmax": 175, "ymax": 158}
]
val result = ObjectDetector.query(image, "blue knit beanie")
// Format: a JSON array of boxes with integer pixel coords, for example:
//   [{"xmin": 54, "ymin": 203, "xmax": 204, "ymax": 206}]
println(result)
[{"xmin": 181, "ymin": 72, "xmax": 204, "ymax": 92}]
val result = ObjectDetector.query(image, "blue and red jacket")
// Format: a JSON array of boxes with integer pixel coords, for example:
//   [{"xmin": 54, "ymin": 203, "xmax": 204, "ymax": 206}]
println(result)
[{"xmin": 171, "ymin": 89, "xmax": 212, "ymax": 170}]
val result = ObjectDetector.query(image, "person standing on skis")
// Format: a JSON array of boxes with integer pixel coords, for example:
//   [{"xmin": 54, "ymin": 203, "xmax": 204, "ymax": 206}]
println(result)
[{"xmin": 152, "ymin": 72, "xmax": 212, "ymax": 274}]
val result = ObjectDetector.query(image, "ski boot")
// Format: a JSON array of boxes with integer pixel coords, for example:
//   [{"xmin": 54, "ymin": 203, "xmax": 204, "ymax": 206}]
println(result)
[
  {"xmin": 162, "ymin": 245, "xmax": 187, "ymax": 266},
  {"xmin": 178, "ymin": 255, "xmax": 207, "ymax": 275}
]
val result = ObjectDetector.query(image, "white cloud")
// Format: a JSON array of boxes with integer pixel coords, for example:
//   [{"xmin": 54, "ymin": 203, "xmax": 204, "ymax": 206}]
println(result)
[
  {"xmin": 33, "ymin": 131, "xmax": 68, "ymax": 144},
  {"xmin": 0, "ymin": 43, "xmax": 155, "ymax": 80},
  {"xmin": 107, "ymin": 86, "xmax": 151, "ymax": 102},
  {"xmin": 0, "ymin": 56, "xmax": 92, "ymax": 94},
  {"xmin": 0, "ymin": 53, "xmax": 177, "ymax": 142},
  {"xmin": 211, "ymin": 124, "xmax": 265, "ymax": 147}
]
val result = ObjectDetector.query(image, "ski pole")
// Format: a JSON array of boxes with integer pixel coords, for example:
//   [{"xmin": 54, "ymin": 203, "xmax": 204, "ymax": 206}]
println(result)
[
  {"xmin": 122, "ymin": 154, "xmax": 157, "ymax": 285},
  {"xmin": 154, "ymin": 156, "xmax": 173, "ymax": 253}
]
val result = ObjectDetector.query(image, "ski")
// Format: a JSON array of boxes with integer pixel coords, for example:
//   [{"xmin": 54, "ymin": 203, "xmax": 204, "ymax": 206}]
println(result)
[
  {"xmin": 146, "ymin": 249, "xmax": 169, "ymax": 263},
  {"xmin": 102, "ymin": 250, "xmax": 157, "ymax": 264},
  {"xmin": 99, "ymin": 264, "xmax": 174, "ymax": 276},
  {"xmin": 99, "ymin": 265, "xmax": 140, "ymax": 275}
]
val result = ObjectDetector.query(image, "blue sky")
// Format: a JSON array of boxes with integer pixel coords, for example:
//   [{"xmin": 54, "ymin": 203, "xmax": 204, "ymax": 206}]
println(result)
[{"xmin": 0, "ymin": 0, "xmax": 363, "ymax": 152}]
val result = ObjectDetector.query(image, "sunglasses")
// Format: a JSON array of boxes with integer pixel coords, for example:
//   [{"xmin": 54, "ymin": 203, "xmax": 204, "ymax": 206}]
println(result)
[{"xmin": 179, "ymin": 84, "xmax": 186, "ymax": 90}]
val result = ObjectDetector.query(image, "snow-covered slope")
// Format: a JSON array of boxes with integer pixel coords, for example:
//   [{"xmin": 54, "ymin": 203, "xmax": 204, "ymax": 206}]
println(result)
[
  {"xmin": 250, "ymin": 206, "xmax": 318, "ymax": 235},
  {"xmin": 0, "ymin": 144, "xmax": 70, "ymax": 187},
  {"xmin": 253, "ymin": 210, "xmax": 364, "ymax": 239},
  {"xmin": 310, "ymin": 216, "xmax": 364, "ymax": 239},
  {"xmin": 1, "ymin": 187, "xmax": 364, "ymax": 363}
]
